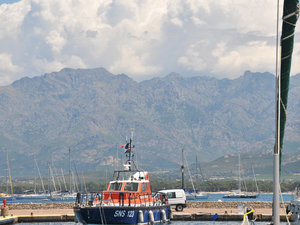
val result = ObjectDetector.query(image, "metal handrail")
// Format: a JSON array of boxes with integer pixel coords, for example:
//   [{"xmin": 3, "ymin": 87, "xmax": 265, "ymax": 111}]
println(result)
[{"xmin": 75, "ymin": 191, "xmax": 163, "ymax": 207}]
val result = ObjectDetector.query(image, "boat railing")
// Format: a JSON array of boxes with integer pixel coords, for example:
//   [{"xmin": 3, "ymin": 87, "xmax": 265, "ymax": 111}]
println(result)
[{"xmin": 75, "ymin": 191, "xmax": 164, "ymax": 207}]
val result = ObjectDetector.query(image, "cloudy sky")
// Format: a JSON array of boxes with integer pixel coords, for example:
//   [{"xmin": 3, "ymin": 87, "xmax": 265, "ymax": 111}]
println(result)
[{"xmin": 0, "ymin": 0, "xmax": 300, "ymax": 86}]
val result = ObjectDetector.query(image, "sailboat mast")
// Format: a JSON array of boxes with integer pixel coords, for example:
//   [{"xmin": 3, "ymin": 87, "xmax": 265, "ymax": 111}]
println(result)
[
  {"xmin": 252, "ymin": 166, "xmax": 259, "ymax": 194},
  {"xmin": 238, "ymin": 154, "xmax": 241, "ymax": 194},
  {"xmin": 5, "ymin": 153, "xmax": 8, "ymax": 194},
  {"xmin": 69, "ymin": 148, "xmax": 71, "ymax": 192},
  {"xmin": 61, "ymin": 168, "xmax": 68, "ymax": 191},
  {"xmin": 34, "ymin": 157, "xmax": 46, "ymax": 193},
  {"xmin": 273, "ymin": 0, "xmax": 299, "ymax": 224},
  {"xmin": 273, "ymin": 105, "xmax": 281, "ymax": 225},
  {"xmin": 6, "ymin": 150, "xmax": 13, "ymax": 196},
  {"xmin": 273, "ymin": 0, "xmax": 281, "ymax": 220},
  {"xmin": 181, "ymin": 149, "xmax": 184, "ymax": 190},
  {"xmin": 34, "ymin": 160, "xmax": 37, "ymax": 194},
  {"xmin": 49, "ymin": 164, "xmax": 57, "ymax": 192}
]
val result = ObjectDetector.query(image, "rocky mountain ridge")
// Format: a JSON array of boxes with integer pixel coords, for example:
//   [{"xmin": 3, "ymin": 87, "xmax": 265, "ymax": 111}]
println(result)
[{"xmin": 0, "ymin": 68, "xmax": 299, "ymax": 177}]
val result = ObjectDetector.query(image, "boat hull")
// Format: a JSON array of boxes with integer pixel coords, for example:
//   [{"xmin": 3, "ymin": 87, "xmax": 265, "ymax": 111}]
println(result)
[
  {"xmin": 223, "ymin": 194, "xmax": 257, "ymax": 199},
  {"xmin": 15, "ymin": 194, "xmax": 50, "ymax": 200},
  {"xmin": 0, "ymin": 197, "xmax": 15, "ymax": 202},
  {"xmin": 0, "ymin": 217, "xmax": 15, "ymax": 225},
  {"xmin": 74, "ymin": 205, "xmax": 171, "ymax": 224},
  {"xmin": 186, "ymin": 195, "xmax": 209, "ymax": 200}
]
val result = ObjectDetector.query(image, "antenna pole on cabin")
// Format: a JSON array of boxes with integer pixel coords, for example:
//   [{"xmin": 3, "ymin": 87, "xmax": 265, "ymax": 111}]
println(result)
[
  {"xmin": 129, "ymin": 137, "xmax": 132, "ymax": 165},
  {"xmin": 128, "ymin": 128, "xmax": 134, "ymax": 171},
  {"xmin": 181, "ymin": 149, "xmax": 184, "ymax": 190}
]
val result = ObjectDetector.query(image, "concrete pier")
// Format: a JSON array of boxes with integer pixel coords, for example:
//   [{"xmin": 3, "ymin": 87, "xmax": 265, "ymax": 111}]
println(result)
[
  {"xmin": 0, "ymin": 201, "xmax": 290, "ymax": 223},
  {"xmin": 14, "ymin": 214, "xmax": 75, "ymax": 223},
  {"xmin": 1, "ymin": 213, "xmax": 289, "ymax": 223},
  {"xmin": 172, "ymin": 212, "xmax": 289, "ymax": 222}
]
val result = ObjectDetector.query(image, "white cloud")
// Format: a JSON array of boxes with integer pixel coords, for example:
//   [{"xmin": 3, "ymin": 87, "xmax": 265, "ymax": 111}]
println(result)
[
  {"xmin": 109, "ymin": 46, "xmax": 162, "ymax": 76},
  {"xmin": 0, "ymin": 0, "xmax": 298, "ymax": 85},
  {"xmin": 32, "ymin": 55, "xmax": 86, "ymax": 75},
  {"xmin": 212, "ymin": 41, "xmax": 275, "ymax": 77},
  {"xmin": 45, "ymin": 30, "xmax": 66, "ymax": 54},
  {"xmin": 0, "ymin": 0, "xmax": 30, "ymax": 39},
  {"xmin": 177, "ymin": 41, "xmax": 208, "ymax": 71},
  {"xmin": 0, "ymin": 53, "xmax": 23, "ymax": 85}
]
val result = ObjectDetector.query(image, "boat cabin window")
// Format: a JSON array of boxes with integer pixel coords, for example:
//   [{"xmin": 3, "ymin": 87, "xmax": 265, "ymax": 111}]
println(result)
[
  {"xmin": 141, "ymin": 183, "xmax": 146, "ymax": 192},
  {"xmin": 124, "ymin": 182, "xmax": 139, "ymax": 191},
  {"xmin": 109, "ymin": 182, "xmax": 122, "ymax": 191}
]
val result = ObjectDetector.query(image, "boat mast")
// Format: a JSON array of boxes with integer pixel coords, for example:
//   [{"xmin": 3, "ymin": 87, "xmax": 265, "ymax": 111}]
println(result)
[
  {"xmin": 34, "ymin": 159, "xmax": 37, "ymax": 194},
  {"xmin": 69, "ymin": 148, "xmax": 71, "ymax": 192},
  {"xmin": 273, "ymin": 0, "xmax": 299, "ymax": 224},
  {"xmin": 184, "ymin": 152, "xmax": 196, "ymax": 193},
  {"xmin": 34, "ymin": 156, "xmax": 46, "ymax": 193},
  {"xmin": 273, "ymin": 0, "xmax": 281, "ymax": 222},
  {"xmin": 48, "ymin": 163, "xmax": 57, "ymax": 192},
  {"xmin": 238, "ymin": 154, "xmax": 241, "ymax": 194},
  {"xmin": 125, "ymin": 128, "xmax": 135, "ymax": 171},
  {"xmin": 61, "ymin": 168, "xmax": 68, "ymax": 191},
  {"xmin": 252, "ymin": 166, "xmax": 259, "ymax": 194},
  {"xmin": 6, "ymin": 150, "xmax": 13, "ymax": 196},
  {"xmin": 128, "ymin": 132, "xmax": 133, "ymax": 166}
]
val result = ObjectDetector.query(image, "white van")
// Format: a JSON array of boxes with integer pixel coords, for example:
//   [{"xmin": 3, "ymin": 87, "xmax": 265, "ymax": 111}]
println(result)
[{"xmin": 157, "ymin": 189, "xmax": 187, "ymax": 211}]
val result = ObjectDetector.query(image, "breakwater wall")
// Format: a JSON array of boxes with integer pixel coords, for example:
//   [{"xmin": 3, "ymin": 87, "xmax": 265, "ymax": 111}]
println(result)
[
  {"xmin": 187, "ymin": 201, "xmax": 286, "ymax": 209},
  {"xmin": 2, "ymin": 201, "xmax": 288, "ymax": 210},
  {"xmin": 5, "ymin": 203, "xmax": 75, "ymax": 210}
]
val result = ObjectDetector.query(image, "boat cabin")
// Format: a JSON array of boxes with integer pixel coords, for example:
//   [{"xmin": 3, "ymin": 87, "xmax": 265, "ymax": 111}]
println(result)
[{"xmin": 102, "ymin": 170, "xmax": 154, "ymax": 206}]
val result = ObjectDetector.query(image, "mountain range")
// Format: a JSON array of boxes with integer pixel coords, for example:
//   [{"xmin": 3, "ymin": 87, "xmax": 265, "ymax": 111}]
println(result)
[{"xmin": 0, "ymin": 68, "xmax": 299, "ymax": 178}]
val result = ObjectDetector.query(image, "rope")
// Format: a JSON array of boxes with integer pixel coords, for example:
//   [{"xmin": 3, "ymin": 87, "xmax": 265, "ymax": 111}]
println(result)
[
  {"xmin": 279, "ymin": 185, "xmax": 291, "ymax": 225},
  {"xmin": 241, "ymin": 208, "xmax": 254, "ymax": 225}
]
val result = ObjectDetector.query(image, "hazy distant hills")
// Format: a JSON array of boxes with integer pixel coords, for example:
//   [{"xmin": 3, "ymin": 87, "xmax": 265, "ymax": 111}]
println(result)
[{"xmin": 0, "ymin": 68, "xmax": 299, "ymax": 178}]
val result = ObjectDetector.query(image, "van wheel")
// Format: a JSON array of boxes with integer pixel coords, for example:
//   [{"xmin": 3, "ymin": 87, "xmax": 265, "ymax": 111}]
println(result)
[{"xmin": 175, "ymin": 205, "xmax": 183, "ymax": 212}]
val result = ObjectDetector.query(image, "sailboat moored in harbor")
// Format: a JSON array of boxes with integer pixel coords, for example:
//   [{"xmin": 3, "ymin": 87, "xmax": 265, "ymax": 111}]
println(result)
[{"xmin": 223, "ymin": 154, "xmax": 258, "ymax": 199}]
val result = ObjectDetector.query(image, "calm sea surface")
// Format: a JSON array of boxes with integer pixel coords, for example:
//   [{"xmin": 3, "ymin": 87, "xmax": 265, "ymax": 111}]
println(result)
[
  {"xmin": 189, "ymin": 193, "xmax": 293, "ymax": 202},
  {"xmin": 4, "ymin": 193, "xmax": 294, "ymax": 203}
]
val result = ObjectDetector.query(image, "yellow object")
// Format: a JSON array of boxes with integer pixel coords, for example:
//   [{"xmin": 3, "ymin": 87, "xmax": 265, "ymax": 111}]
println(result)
[
  {"xmin": 0, "ymin": 193, "xmax": 10, "ymax": 197},
  {"xmin": 241, "ymin": 208, "xmax": 254, "ymax": 225}
]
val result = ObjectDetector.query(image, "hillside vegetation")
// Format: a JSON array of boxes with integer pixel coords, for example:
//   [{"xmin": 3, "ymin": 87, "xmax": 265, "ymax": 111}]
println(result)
[{"xmin": 0, "ymin": 68, "xmax": 299, "ymax": 178}]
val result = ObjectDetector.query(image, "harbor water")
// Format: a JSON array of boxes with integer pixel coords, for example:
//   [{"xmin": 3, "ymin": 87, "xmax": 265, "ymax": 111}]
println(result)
[
  {"xmin": 1, "ymin": 193, "xmax": 293, "ymax": 203},
  {"xmin": 20, "ymin": 222, "xmax": 289, "ymax": 225},
  {"xmin": 188, "ymin": 193, "xmax": 293, "ymax": 202}
]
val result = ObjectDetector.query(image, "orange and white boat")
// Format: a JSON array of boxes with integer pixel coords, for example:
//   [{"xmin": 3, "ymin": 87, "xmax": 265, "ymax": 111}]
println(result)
[{"xmin": 74, "ymin": 131, "xmax": 171, "ymax": 224}]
